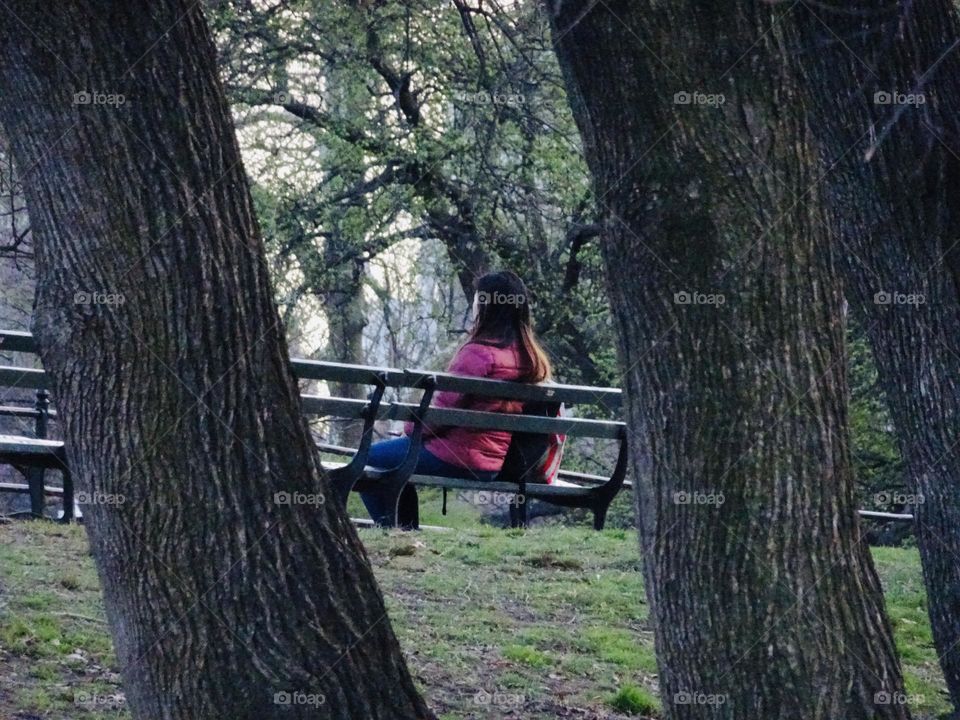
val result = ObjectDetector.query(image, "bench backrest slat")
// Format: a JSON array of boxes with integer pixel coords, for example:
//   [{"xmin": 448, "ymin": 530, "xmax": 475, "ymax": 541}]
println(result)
[
  {"xmin": 405, "ymin": 369, "xmax": 620, "ymax": 410},
  {"xmin": 0, "ymin": 405, "xmax": 42, "ymax": 419},
  {"xmin": 291, "ymin": 359, "xmax": 620, "ymax": 409},
  {"xmin": 300, "ymin": 395, "xmax": 624, "ymax": 440},
  {"xmin": 409, "ymin": 404, "xmax": 625, "ymax": 440},
  {"xmin": 0, "ymin": 433, "xmax": 64, "ymax": 452},
  {"xmin": 1, "ymin": 359, "xmax": 622, "ymax": 411},
  {"xmin": 291, "ymin": 359, "xmax": 406, "ymax": 386},
  {"xmin": 300, "ymin": 396, "xmax": 368, "ymax": 418},
  {"xmin": 0, "ymin": 330, "xmax": 37, "ymax": 354},
  {"xmin": 0, "ymin": 366, "xmax": 50, "ymax": 390}
]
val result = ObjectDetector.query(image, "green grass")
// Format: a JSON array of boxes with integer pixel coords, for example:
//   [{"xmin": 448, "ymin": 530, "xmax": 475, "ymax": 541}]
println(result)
[
  {"xmin": 0, "ymin": 517, "xmax": 952, "ymax": 719},
  {"xmin": 610, "ymin": 684, "xmax": 661, "ymax": 716}
]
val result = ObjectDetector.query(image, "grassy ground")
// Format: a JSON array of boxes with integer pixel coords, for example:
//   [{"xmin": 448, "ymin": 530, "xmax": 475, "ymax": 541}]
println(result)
[{"xmin": 0, "ymin": 497, "xmax": 952, "ymax": 719}]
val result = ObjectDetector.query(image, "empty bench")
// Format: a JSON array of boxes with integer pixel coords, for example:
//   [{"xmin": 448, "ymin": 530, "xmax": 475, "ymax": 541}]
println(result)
[{"xmin": 0, "ymin": 330, "xmax": 73, "ymax": 520}]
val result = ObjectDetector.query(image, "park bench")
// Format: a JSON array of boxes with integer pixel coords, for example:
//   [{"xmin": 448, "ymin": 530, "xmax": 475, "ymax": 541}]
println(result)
[
  {"xmin": 0, "ymin": 329, "xmax": 628, "ymax": 528},
  {"xmin": 296, "ymin": 361, "xmax": 629, "ymax": 529},
  {"xmin": 0, "ymin": 330, "xmax": 72, "ymax": 520}
]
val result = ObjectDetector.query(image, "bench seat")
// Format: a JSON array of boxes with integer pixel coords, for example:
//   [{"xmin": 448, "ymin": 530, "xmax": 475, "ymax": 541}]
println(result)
[
  {"xmin": 0, "ymin": 434, "xmax": 66, "ymax": 467},
  {"xmin": 0, "ymin": 434, "xmax": 73, "ymax": 521},
  {"xmin": 406, "ymin": 474, "xmax": 590, "ymax": 497},
  {"xmin": 320, "ymin": 461, "xmax": 385, "ymax": 481}
]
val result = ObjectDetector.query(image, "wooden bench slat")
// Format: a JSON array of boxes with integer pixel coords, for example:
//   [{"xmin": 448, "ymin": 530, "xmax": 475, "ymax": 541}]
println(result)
[
  {"xmin": 0, "ymin": 405, "xmax": 41, "ymax": 419},
  {"xmin": 292, "ymin": 359, "xmax": 407, "ymax": 386},
  {"xmin": 858, "ymin": 510, "xmax": 914, "ymax": 521},
  {"xmin": 0, "ymin": 434, "xmax": 65, "ymax": 453},
  {"xmin": 0, "ymin": 330, "xmax": 37, "ymax": 354},
  {"xmin": 0, "ymin": 366, "xmax": 49, "ymax": 390},
  {"xmin": 315, "ymin": 442, "xmax": 359, "ymax": 457},
  {"xmin": 0, "ymin": 434, "xmax": 67, "ymax": 473},
  {"xmin": 320, "ymin": 460, "xmax": 386, "ymax": 481},
  {"xmin": 301, "ymin": 395, "xmax": 625, "ymax": 439},
  {"xmin": 390, "ymin": 403, "xmax": 625, "ymax": 439},
  {"xmin": 0, "ymin": 481, "xmax": 65, "ymax": 496},
  {"xmin": 301, "ymin": 396, "xmax": 368, "ymax": 418},
  {"xmin": 403, "ymin": 369, "xmax": 620, "ymax": 410}
]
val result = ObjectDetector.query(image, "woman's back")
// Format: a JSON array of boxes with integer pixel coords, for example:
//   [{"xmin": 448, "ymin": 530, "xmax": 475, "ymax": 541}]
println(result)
[{"xmin": 423, "ymin": 340, "xmax": 531, "ymax": 472}]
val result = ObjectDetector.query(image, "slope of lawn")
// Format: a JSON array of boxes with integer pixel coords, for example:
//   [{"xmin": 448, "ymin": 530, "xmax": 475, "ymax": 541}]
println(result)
[{"xmin": 0, "ymin": 499, "xmax": 951, "ymax": 719}]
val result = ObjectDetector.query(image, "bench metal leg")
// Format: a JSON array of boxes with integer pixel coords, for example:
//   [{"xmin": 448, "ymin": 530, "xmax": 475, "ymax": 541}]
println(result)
[
  {"xmin": 367, "ymin": 482, "xmax": 419, "ymax": 530},
  {"xmin": 509, "ymin": 503, "xmax": 521, "ymax": 528},
  {"xmin": 395, "ymin": 485, "xmax": 419, "ymax": 530},
  {"xmin": 27, "ymin": 467, "xmax": 46, "ymax": 518},
  {"xmin": 362, "ymin": 378, "xmax": 435, "ymax": 528},
  {"xmin": 592, "ymin": 501, "xmax": 610, "ymax": 531},
  {"xmin": 329, "ymin": 378, "xmax": 387, "ymax": 504},
  {"xmin": 509, "ymin": 493, "xmax": 528, "ymax": 528},
  {"xmin": 588, "ymin": 438, "xmax": 629, "ymax": 531},
  {"xmin": 60, "ymin": 470, "xmax": 74, "ymax": 524}
]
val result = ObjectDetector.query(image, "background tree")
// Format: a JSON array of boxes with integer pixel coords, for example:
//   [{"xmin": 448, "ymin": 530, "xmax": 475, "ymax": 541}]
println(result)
[
  {"xmin": 0, "ymin": 2, "xmax": 432, "ymax": 718},
  {"xmin": 208, "ymin": 0, "xmax": 617, "ymax": 387},
  {"xmin": 544, "ymin": 1, "xmax": 910, "ymax": 718},
  {"xmin": 777, "ymin": 2, "xmax": 960, "ymax": 706}
]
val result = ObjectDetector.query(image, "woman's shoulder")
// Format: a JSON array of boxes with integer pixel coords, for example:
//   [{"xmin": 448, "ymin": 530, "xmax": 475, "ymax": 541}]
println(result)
[
  {"xmin": 457, "ymin": 340, "xmax": 500, "ymax": 359},
  {"xmin": 446, "ymin": 341, "xmax": 499, "ymax": 376},
  {"xmin": 462, "ymin": 340, "xmax": 517, "ymax": 362},
  {"xmin": 465, "ymin": 340, "xmax": 530, "ymax": 379}
]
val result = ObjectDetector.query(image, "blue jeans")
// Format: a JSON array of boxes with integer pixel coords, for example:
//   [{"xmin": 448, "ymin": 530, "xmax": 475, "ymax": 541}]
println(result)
[{"xmin": 360, "ymin": 436, "xmax": 497, "ymax": 526}]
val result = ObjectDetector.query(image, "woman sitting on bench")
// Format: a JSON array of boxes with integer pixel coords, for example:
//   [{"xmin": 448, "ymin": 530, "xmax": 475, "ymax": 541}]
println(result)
[{"xmin": 361, "ymin": 270, "xmax": 552, "ymax": 526}]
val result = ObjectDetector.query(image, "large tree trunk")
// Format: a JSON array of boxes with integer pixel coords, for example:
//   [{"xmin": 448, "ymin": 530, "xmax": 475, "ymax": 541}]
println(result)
[
  {"xmin": 780, "ymin": 3, "xmax": 960, "ymax": 707},
  {"xmin": 545, "ymin": 2, "xmax": 910, "ymax": 718},
  {"xmin": 0, "ymin": 3, "xmax": 432, "ymax": 719}
]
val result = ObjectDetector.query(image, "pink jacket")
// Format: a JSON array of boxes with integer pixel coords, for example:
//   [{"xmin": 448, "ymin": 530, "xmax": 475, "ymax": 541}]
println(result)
[{"xmin": 408, "ymin": 341, "xmax": 529, "ymax": 472}]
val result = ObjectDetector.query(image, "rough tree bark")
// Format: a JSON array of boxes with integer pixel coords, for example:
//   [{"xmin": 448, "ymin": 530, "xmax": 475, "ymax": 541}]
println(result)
[
  {"xmin": 0, "ymin": 2, "xmax": 432, "ymax": 719},
  {"xmin": 781, "ymin": 3, "xmax": 960, "ymax": 708},
  {"xmin": 545, "ymin": 2, "xmax": 910, "ymax": 718}
]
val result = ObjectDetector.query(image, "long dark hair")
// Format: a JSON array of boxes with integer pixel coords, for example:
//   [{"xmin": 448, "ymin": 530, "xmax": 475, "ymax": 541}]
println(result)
[{"xmin": 468, "ymin": 271, "xmax": 552, "ymax": 383}]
